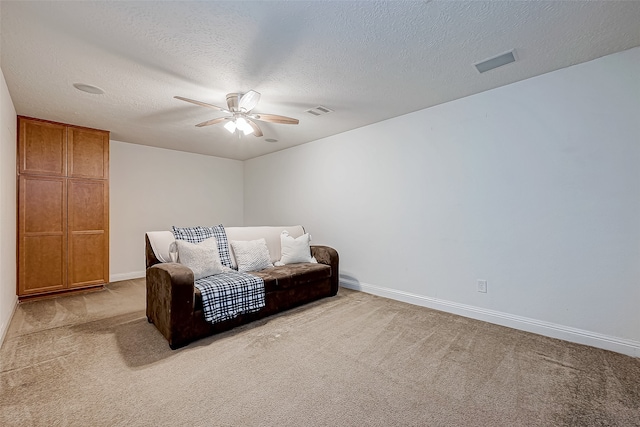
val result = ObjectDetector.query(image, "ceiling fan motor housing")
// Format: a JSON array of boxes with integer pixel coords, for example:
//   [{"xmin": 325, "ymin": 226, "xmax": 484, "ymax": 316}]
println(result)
[{"xmin": 226, "ymin": 93, "xmax": 240, "ymax": 111}]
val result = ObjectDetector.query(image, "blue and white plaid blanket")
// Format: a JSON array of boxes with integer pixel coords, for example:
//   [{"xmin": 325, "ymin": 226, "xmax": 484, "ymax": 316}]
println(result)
[{"xmin": 194, "ymin": 271, "xmax": 265, "ymax": 324}]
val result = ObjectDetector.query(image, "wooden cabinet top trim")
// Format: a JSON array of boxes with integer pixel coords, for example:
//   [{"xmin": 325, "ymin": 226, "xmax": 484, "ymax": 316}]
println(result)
[{"xmin": 18, "ymin": 116, "xmax": 110, "ymax": 135}]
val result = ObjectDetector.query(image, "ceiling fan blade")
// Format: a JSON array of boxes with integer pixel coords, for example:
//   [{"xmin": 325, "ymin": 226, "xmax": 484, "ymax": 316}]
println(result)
[
  {"xmin": 251, "ymin": 114, "xmax": 299, "ymax": 125},
  {"xmin": 174, "ymin": 96, "xmax": 228, "ymax": 112},
  {"xmin": 195, "ymin": 117, "xmax": 230, "ymax": 127},
  {"xmin": 239, "ymin": 90, "xmax": 261, "ymax": 112},
  {"xmin": 246, "ymin": 119, "xmax": 263, "ymax": 137}
]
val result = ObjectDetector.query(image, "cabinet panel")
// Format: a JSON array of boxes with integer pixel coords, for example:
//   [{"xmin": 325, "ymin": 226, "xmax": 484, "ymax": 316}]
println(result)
[
  {"xmin": 68, "ymin": 179, "xmax": 109, "ymax": 288},
  {"xmin": 21, "ymin": 236, "xmax": 66, "ymax": 294},
  {"xmin": 68, "ymin": 127, "xmax": 109, "ymax": 179},
  {"xmin": 18, "ymin": 176, "xmax": 67, "ymax": 295},
  {"xmin": 68, "ymin": 232, "xmax": 107, "ymax": 288},
  {"xmin": 19, "ymin": 118, "xmax": 67, "ymax": 176},
  {"xmin": 68, "ymin": 179, "xmax": 107, "ymax": 230},
  {"xmin": 22, "ymin": 176, "xmax": 65, "ymax": 233}
]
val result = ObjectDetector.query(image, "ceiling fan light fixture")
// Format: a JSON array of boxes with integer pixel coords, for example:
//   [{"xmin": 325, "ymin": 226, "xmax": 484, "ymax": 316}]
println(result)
[
  {"xmin": 224, "ymin": 120, "xmax": 237, "ymax": 134},
  {"xmin": 236, "ymin": 117, "xmax": 254, "ymax": 135}
]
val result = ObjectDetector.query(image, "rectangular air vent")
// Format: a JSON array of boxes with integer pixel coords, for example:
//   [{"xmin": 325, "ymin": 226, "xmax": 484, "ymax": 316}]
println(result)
[
  {"xmin": 474, "ymin": 49, "xmax": 517, "ymax": 73},
  {"xmin": 305, "ymin": 106, "xmax": 334, "ymax": 116}
]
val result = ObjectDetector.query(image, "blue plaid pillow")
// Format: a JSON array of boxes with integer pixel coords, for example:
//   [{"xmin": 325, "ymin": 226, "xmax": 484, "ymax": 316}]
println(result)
[{"xmin": 172, "ymin": 224, "xmax": 233, "ymax": 268}]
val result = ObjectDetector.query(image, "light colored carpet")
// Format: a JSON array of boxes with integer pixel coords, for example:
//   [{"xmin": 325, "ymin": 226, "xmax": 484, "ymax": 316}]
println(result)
[{"xmin": 1, "ymin": 279, "xmax": 638, "ymax": 427}]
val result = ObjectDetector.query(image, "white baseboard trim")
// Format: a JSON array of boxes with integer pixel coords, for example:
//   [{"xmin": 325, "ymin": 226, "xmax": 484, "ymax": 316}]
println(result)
[
  {"xmin": 109, "ymin": 271, "xmax": 145, "ymax": 283},
  {"xmin": 340, "ymin": 278, "xmax": 640, "ymax": 358},
  {"xmin": 0, "ymin": 295, "xmax": 18, "ymax": 349}
]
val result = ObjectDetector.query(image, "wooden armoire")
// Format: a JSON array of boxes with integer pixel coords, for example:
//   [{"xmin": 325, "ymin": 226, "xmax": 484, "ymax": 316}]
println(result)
[{"xmin": 17, "ymin": 116, "xmax": 109, "ymax": 298}]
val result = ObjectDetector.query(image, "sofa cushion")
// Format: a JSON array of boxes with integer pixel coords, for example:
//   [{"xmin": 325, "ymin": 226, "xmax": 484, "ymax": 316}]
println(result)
[
  {"xmin": 193, "ymin": 263, "xmax": 332, "ymax": 310},
  {"xmin": 276, "ymin": 231, "xmax": 316, "ymax": 265},
  {"xmin": 175, "ymin": 237, "xmax": 226, "ymax": 280},
  {"xmin": 172, "ymin": 225, "xmax": 233, "ymax": 268},
  {"xmin": 225, "ymin": 226, "xmax": 305, "ymax": 267},
  {"xmin": 147, "ymin": 231, "xmax": 176, "ymax": 263},
  {"xmin": 250, "ymin": 263, "xmax": 331, "ymax": 292},
  {"xmin": 230, "ymin": 239, "xmax": 273, "ymax": 272}
]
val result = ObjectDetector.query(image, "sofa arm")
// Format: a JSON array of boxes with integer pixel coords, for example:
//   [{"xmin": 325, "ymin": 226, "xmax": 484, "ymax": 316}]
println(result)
[
  {"xmin": 146, "ymin": 263, "xmax": 195, "ymax": 348},
  {"xmin": 311, "ymin": 245, "xmax": 339, "ymax": 296}
]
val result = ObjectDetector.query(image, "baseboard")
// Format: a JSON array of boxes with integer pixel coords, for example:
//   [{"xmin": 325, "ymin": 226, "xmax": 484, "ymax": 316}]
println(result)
[
  {"xmin": 340, "ymin": 278, "xmax": 640, "ymax": 358},
  {"xmin": 109, "ymin": 271, "xmax": 145, "ymax": 283},
  {"xmin": 0, "ymin": 294, "xmax": 18, "ymax": 349}
]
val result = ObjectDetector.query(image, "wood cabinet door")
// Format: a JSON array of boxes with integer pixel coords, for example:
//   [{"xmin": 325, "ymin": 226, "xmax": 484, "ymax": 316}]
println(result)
[
  {"xmin": 18, "ymin": 176, "xmax": 67, "ymax": 295},
  {"xmin": 67, "ymin": 179, "xmax": 109, "ymax": 288},
  {"xmin": 18, "ymin": 117, "xmax": 67, "ymax": 176},
  {"xmin": 68, "ymin": 127, "xmax": 109, "ymax": 179}
]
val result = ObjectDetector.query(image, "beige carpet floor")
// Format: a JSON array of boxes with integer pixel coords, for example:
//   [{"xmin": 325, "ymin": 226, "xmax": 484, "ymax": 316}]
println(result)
[{"xmin": 1, "ymin": 279, "xmax": 639, "ymax": 427}]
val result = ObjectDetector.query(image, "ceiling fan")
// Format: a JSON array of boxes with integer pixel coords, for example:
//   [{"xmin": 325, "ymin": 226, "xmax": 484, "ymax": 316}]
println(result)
[{"xmin": 174, "ymin": 90, "xmax": 299, "ymax": 137}]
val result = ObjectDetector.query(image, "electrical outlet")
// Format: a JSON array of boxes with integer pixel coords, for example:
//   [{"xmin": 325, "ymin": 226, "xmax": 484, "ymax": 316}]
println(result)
[{"xmin": 477, "ymin": 280, "xmax": 488, "ymax": 293}]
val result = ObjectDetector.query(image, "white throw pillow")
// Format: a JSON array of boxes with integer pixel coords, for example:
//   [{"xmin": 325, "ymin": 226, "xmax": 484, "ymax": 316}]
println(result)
[
  {"xmin": 230, "ymin": 239, "xmax": 273, "ymax": 272},
  {"xmin": 276, "ymin": 231, "xmax": 317, "ymax": 266},
  {"xmin": 175, "ymin": 237, "xmax": 225, "ymax": 280}
]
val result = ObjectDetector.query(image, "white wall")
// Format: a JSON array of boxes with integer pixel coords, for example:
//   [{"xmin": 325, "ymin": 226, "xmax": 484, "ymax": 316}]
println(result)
[
  {"xmin": 0, "ymin": 67, "xmax": 18, "ymax": 346},
  {"xmin": 244, "ymin": 47, "xmax": 640, "ymax": 356},
  {"xmin": 109, "ymin": 141, "xmax": 244, "ymax": 281}
]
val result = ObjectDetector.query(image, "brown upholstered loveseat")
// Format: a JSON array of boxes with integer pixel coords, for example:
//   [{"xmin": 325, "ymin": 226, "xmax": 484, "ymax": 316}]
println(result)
[{"xmin": 145, "ymin": 226, "xmax": 339, "ymax": 349}]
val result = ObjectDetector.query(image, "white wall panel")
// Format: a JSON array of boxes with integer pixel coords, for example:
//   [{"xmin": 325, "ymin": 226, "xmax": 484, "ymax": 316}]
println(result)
[
  {"xmin": 109, "ymin": 141, "xmax": 244, "ymax": 280},
  {"xmin": 244, "ymin": 48, "xmax": 640, "ymax": 353},
  {"xmin": 0, "ymin": 67, "xmax": 18, "ymax": 346}
]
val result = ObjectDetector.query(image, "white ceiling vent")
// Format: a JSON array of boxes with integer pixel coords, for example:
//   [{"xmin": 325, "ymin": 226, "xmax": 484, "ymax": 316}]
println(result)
[
  {"xmin": 474, "ymin": 49, "xmax": 517, "ymax": 73},
  {"xmin": 305, "ymin": 106, "xmax": 334, "ymax": 116}
]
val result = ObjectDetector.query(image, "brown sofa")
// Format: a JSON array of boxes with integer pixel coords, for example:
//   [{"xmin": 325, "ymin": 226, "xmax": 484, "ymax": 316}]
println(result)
[{"xmin": 145, "ymin": 226, "xmax": 339, "ymax": 349}]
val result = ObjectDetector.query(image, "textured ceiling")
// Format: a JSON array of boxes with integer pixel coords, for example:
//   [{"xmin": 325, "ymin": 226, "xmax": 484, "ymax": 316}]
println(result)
[{"xmin": 1, "ymin": 1, "xmax": 639, "ymax": 161}]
